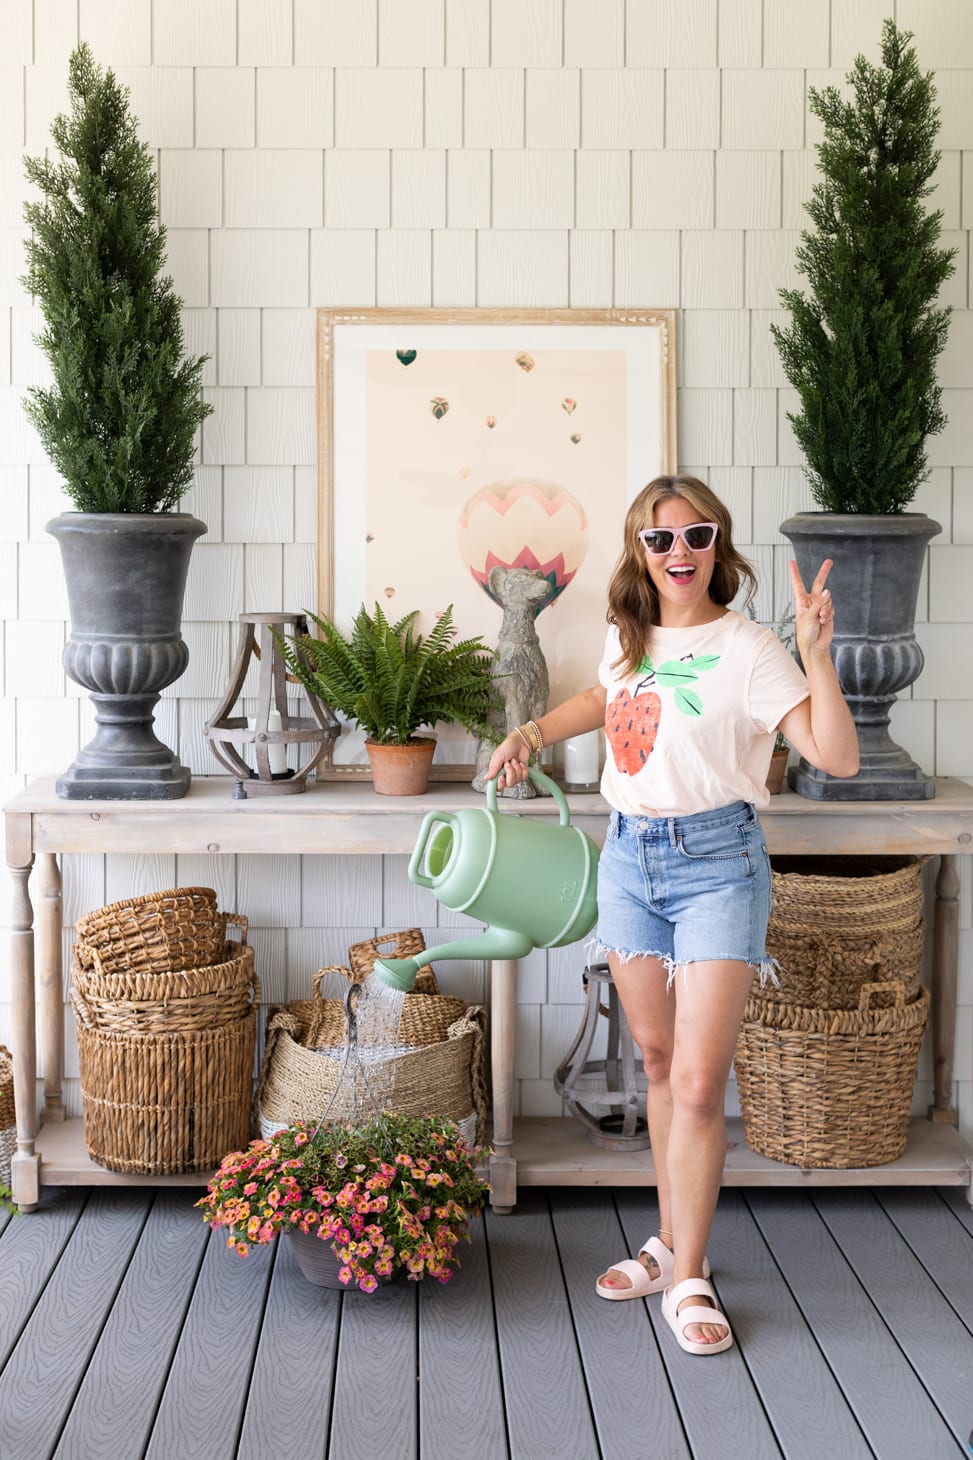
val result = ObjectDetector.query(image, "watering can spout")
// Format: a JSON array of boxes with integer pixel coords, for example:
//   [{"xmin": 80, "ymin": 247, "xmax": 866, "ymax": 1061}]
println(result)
[{"xmin": 371, "ymin": 926, "xmax": 535, "ymax": 993}]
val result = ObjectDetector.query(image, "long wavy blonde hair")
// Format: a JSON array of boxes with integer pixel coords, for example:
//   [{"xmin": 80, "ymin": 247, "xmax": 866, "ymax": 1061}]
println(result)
[{"xmin": 606, "ymin": 475, "xmax": 757, "ymax": 675}]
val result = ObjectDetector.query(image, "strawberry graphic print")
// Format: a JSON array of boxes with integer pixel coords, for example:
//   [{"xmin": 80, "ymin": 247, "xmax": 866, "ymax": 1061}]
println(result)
[
  {"xmin": 597, "ymin": 614, "xmax": 812, "ymax": 817},
  {"xmin": 606, "ymin": 650, "xmax": 720, "ymax": 777}
]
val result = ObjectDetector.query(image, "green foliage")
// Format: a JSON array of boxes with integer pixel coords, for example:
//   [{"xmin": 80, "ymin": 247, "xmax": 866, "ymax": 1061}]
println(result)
[
  {"xmin": 0, "ymin": 1184, "xmax": 14, "ymax": 1214},
  {"xmin": 22, "ymin": 44, "xmax": 212, "ymax": 513},
  {"xmin": 771, "ymin": 20, "xmax": 955, "ymax": 514},
  {"xmin": 277, "ymin": 602, "xmax": 504, "ymax": 746}
]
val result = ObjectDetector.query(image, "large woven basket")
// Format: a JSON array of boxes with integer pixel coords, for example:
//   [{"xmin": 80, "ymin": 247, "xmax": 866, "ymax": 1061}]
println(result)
[
  {"xmin": 0, "ymin": 1045, "xmax": 14, "ymax": 1187},
  {"xmin": 763, "ymin": 855, "xmax": 927, "ymax": 1009},
  {"xmin": 74, "ymin": 887, "xmax": 231, "ymax": 975},
  {"xmin": 76, "ymin": 1017, "xmax": 257, "ymax": 1175},
  {"xmin": 734, "ymin": 982, "xmax": 929, "ymax": 1169},
  {"xmin": 70, "ymin": 942, "xmax": 258, "ymax": 1035}
]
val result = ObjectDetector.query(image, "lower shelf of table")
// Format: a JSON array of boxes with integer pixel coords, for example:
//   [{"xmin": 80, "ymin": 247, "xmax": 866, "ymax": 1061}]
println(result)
[
  {"xmin": 26, "ymin": 1115, "xmax": 973, "ymax": 1201},
  {"xmin": 507, "ymin": 1116, "xmax": 973, "ymax": 1194}
]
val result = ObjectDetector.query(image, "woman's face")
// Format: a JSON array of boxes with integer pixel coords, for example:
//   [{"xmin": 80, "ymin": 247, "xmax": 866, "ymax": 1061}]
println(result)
[{"xmin": 642, "ymin": 496, "xmax": 720, "ymax": 626}]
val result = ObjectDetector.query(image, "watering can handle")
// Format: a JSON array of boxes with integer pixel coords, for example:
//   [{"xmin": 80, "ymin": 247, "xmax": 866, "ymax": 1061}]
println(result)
[
  {"xmin": 486, "ymin": 764, "xmax": 570, "ymax": 826},
  {"xmin": 409, "ymin": 811, "xmax": 456, "ymax": 888}
]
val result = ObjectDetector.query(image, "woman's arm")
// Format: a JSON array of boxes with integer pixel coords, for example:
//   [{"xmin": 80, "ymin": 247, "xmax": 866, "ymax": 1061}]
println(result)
[
  {"xmin": 776, "ymin": 558, "xmax": 860, "ymax": 778},
  {"xmin": 486, "ymin": 683, "xmax": 607, "ymax": 788}
]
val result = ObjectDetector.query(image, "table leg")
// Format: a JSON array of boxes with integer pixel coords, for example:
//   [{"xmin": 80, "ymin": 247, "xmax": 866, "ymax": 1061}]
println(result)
[
  {"xmin": 928, "ymin": 853, "xmax": 959, "ymax": 1124},
  {"xmin": 489, "ymin": 958, "xmax": 517, "ymax": 1213},
  {"xmin": 8, "ymin": 860, "xmax": 39, "ymax": 1210},
  {"xmin": 36, "ymin": 854, "xmax": 64, "ymax": 1122}
]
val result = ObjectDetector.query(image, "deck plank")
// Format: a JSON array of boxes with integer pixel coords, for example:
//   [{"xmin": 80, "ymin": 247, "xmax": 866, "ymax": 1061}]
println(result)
[
  {"xmin": 551, "ymin": 1188, "xmax": 691, "ymax": 1459},
  {"xmin": 53, "ymin": 1190, "xmax": 210, "ymax": 1460},
  {"xmin": 812, "ymin": 1189, "xmax": 973, "ymax": 1452},
  {"xmin": 328, "ymin": 1278, "xmax": 418, "ymax": 1459},
  {"xmin": 711, "ymin": 1192, "xmax": 871, "ymax": 1460},
  {"xmin": 615, "ymin": 1190, "xmax": 785, "ymax": 1460},
  {"xmin": 748, "ymin": 1190, "xmax": 962, "ymax": 1460},
  {"xmin": 144, "ymin": 1223, "xmax": 276, "ymax": 1460},
  {"xmin": 235, "ymin": 1233, "xmax": 341, "ymax": 1458},
  {"xmin": 417, "ymin": 1215, "xmax": 509, "ymax": 1460},
  {"xmin": 0, "ymin": 1188, "xmax": 150, "ymax": 1460},
  {"xmin": 486, "ymin": 1193, "xmax": 601, "ymax": 1460},
  {"xmin": 876, "ymin": 1189, "xmax": 973, "ymax": 1333},
  {"xmin": 0, "ymin": 1187, "xmax": 84, "ymax": 1370}
]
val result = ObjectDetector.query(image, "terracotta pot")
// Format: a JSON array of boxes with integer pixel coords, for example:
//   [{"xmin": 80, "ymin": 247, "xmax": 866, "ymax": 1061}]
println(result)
[
  {"xmin": 765, "ymin": 747, "xmax": 789, "ymax": 795},
  {"xmin": 365, "ymin": 737, "xmax": 437, "ymax": 796}
]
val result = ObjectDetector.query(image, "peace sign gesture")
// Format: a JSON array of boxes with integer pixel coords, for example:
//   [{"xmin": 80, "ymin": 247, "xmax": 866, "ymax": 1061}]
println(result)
[{"xmin": 789, "ymin": 558, "xmax": 835, "ymax": 660}]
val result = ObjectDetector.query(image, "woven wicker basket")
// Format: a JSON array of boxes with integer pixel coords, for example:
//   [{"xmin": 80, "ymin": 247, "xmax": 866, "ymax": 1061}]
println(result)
[
  {"xmin": 74, "ymin": 887, "xmax": 231, "ymax": 976},
  {"xmin": 70, "ymin": 942, "xmax": 258, "ymax": 1035},
  {"xmin": 734, "ymin": 982, "xmax": 929, "ymax": 1169},
  {"xmin": 256, "ymin": 1006, "xmax": 487, "ymax": 1146},
  {"xmin": 0, "ymin": 1045, "xmax": 14, "ymax": 1188},
  {"xmin": 763, "ymin": 855, "xmax": 928, "ymax": 1009},
  {"xmin": 76, "ymin": 1017, "xmax": 256, "ymax": 1174}
]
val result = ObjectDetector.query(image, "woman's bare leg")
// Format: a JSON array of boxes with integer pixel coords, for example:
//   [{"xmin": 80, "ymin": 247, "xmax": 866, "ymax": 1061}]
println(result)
[
  {"xmin": 596, "ymin": 952, "xmax": 675, "ymax": 1290},
  {"xmin": 665, "ymin": 958, "xmax": 755, "ymax": 1343}
]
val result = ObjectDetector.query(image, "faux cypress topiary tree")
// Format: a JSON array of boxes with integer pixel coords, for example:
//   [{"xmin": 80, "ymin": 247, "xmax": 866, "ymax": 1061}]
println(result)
[
  {"xmin": 22, "ymin": 43, "xmax": 211, "ymax": 513},
  {"xmin": 771, "ymin": 20, "xmax": 955, "ymax": 515}
]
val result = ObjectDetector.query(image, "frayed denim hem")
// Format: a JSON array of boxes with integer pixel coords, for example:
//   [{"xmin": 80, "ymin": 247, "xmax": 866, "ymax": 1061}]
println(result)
[{"xmin": 586, "ymin": 938, "xmax": 782, "ymax": 994}]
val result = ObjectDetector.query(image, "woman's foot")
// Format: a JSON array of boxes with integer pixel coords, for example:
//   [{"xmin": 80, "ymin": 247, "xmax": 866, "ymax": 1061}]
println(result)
[
  {"xmin": 662, "ymin": 1278, "xmax": 734, "ymax": 1355},
  {"xmin": 597, "ymin": 1233, "xmax": 671, "ymax": 1293}
]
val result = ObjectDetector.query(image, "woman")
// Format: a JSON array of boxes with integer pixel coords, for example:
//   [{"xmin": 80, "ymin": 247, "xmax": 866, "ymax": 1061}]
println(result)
[{"xmin": 486, "ymin": 475, "xmax": 858, "ymax": 1356}]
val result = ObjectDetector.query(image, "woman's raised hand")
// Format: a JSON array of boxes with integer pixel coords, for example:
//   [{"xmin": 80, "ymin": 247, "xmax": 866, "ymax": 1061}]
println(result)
[
  {"xmin": 485, "ymin": 730, "xmax": 531, "ymax": 788},
  {"xmin": 789, "ymin": 558, "xmax": 835, "ymax": 659}
]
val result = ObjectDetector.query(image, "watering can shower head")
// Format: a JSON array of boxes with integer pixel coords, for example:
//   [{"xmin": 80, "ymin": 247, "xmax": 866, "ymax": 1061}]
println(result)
[{"xmin": 371, "ymin": 766, "xmax": 600, "ymax": 992}]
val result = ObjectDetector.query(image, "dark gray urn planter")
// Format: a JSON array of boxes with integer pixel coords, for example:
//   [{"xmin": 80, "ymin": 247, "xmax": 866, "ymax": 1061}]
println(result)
[
  {"xmin": 48, "ymin": 513, "xmax": 206, "ymax": 800},
  {"xmin": 780, "ymin": 512, "xmax": 941, "ymax": 801}
]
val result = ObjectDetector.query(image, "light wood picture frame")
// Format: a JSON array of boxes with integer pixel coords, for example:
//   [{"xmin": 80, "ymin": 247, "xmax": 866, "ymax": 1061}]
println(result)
[{"xmin": 315, "ymin": 307, "xmax": 677, "ymax": 779}]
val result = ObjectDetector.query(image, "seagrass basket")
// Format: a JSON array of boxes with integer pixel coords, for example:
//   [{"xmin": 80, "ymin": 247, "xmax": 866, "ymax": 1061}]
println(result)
[
  {"xmin": 74, "ymin": 887, "xmax": 229, "ymax": 976},
  {"xmin": 0, "ymin": 1045, "xmax": 14, "ymax": 1187},
  {"xmin": 763, "ymin": 855, "xmax": 928, "ymax": 1009},
  {"xmin": 75, "ymin": 1018, "xmax": 257, "ymax": 1175},
  {"xmin": 734, "ymin": 982, "xmax": 929, "ymax": 1169},
  {"xmin": 71, "ymin": 912, "xmax": 259, "ymax": 1175}
]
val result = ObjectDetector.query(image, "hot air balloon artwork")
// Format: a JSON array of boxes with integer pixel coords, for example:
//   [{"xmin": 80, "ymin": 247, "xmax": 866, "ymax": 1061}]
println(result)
[{"xmin": 457, "ymin": 478, "xmax": 589, "ymax": 616}]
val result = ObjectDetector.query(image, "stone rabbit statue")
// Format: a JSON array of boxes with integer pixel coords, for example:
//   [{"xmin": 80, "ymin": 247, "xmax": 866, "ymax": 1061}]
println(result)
[{"xmin": 473, "ymin": 565, "xmax": 551, "ymax": 798}]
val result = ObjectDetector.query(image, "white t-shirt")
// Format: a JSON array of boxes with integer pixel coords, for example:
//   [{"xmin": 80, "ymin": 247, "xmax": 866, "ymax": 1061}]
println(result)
[{"xmin": 597, "ymin": 610, "xmax": 810, "ymax": 816}]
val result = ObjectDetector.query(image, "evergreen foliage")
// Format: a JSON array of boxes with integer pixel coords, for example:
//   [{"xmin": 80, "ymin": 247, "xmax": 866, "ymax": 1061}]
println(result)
[
  {"xmin": 771, "ymin": 20, "xmax": 955, "ymax": 514},
  {"xmin": 22, "ymin": 44, "xmax": 211, "ymax": 513},
  {"xmin": 277, "ymin": 603, "xmax": 505, "ymax": 746}
]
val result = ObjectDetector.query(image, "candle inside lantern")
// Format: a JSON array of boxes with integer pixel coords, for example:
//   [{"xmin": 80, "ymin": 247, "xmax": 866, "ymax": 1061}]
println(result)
[
  {"xmin": 563, "ymin": 729, "xmax": 600, "ymax": 788},
  {"xmin": 249, "ymin": 710, "xmax": 288, "ymax": 776}
]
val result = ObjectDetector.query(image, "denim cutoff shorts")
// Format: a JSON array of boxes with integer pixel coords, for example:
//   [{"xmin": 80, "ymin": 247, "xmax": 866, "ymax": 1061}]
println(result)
[{"xmin": 592, "ymin": 801, "xmax": 777, "ymax": 986}]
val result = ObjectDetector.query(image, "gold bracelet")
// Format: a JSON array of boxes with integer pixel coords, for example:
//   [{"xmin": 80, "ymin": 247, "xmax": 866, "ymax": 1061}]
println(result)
[
  {"xmin": 514, "ymin": 725, "xmax": 535, "ymax": 756},
  {"xmin": 519, "ymin": 721, "xmax": 542, "ymax": 754},
  {"xmin": 527, "ymin": 719, "xmax": 544, "ymax": 750}
]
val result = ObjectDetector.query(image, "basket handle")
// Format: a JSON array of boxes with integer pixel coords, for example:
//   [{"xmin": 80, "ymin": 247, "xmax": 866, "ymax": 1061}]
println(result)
[
  {"xmin": 311, "ymin": 965, "xmax": 353, "ymax": 1000},
  {"xmin": 223, "ymin": 911, "xmax": 249, "ymax": 945},
  {"xmin": 69, "ymin": 986, "xmax": 95, "ymax": 1030},
  {"xmin": 857, "ymin": 981, "xmax": 907, "ymax": 1013}
]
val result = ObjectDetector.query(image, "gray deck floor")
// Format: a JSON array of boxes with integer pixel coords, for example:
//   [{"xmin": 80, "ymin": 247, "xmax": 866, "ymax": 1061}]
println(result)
[{"xmin": 0, "ymin": 1183, "xmax": 971, "ymax": 1459}]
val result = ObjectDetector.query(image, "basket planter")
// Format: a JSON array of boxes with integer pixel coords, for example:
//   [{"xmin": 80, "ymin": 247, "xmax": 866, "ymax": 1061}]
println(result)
[
  {"xmin": 763, "ymin": 855, "xmax": 927, "ymax": 1009},
  {"xmin": 0, "ymin": 1045, "xmax": 15, "ymax": 1188},
  {"xmin": 287, "ymin": 1227, "xmax": 395, "ymax": 1289},
  {"xmin": 734, "ymin": 983, "xmax": 929, "ymax": 1169}
]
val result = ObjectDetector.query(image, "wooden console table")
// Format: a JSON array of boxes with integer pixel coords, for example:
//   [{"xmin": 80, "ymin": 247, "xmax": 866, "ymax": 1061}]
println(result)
[{"xmin": 5, "ymin": 776, "xmax": 973, "ymax": 1211}]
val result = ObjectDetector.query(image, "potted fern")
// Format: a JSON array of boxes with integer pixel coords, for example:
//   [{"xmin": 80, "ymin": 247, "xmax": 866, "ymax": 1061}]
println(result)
[
  {"xmin": 278, "ymin": 603, "xmax": 502, "ymax": 794},
  {"xmin": 771, "ymin": 21, "xmax": 954, "ymax": 801},
  {"xmin": 23, "ymin": 45, "xmax": 211, "ymax": 800}
]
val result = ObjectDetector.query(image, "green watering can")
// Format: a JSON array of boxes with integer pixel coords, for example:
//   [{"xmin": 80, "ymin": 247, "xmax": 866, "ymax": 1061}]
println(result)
[{"xmin": 372, "ymin": 767, "xmax": 600, "ymax": 991}]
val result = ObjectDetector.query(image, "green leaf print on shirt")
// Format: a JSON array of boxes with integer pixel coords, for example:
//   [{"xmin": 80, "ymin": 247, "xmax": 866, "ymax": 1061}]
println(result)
[{"xmin": 608, "ymin": 648, "xmax": 722, "ymax": 776}]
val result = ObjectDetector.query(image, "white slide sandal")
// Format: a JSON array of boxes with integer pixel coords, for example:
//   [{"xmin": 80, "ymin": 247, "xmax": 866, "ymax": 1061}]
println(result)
[
  {"xmin": 595, "ymin": 1237, "xmax": 711, "ymax": 1301},
  {"xmin": 662, "ymin": 1277, "xmax": 734, "ymax": 1355}
]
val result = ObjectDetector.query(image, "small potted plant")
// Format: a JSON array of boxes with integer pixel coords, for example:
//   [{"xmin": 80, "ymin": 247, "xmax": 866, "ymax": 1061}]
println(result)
[
  {"xmin": 196, "ymin": 1112, "xmax": 490, "ymax": 1290},
  {"xmin": 277, "ymin": 602, "xmax": 503, "ymax": 794}
]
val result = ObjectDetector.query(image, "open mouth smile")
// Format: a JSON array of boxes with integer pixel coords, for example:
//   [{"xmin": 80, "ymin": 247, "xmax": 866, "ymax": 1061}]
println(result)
[{"xmin": 666, "ymin": 564, "xmax": 697, "ymax": 583}]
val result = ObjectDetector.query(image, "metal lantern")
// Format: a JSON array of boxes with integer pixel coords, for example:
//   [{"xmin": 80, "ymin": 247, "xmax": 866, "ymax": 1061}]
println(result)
[
  {"xmin": 204, "ymin": 612, "xmax": 339, "ymax": 796},
  {"xmin": 554, "ymin": 963, "xmax": 649, "ymax": 1150}
]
